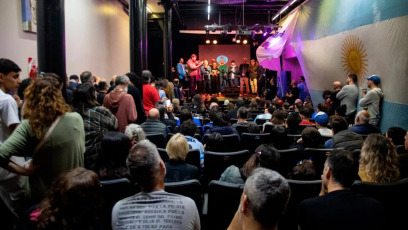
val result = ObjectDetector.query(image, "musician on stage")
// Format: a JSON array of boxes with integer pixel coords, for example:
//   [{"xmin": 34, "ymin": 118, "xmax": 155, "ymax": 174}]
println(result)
[
  {"xmin": 210, "ymin": 59, "xmax": 219, "ymax": 94},
  {"xmin": 176, "ymin": 58, "xmax": 188, "ymax": 89},
  {"xmin": 200, "ymin": 60, "xmax": 212, "ymax": 94},
  {"xmin": 248, "ymin": 59, "xmax": 259, "ymax": 95},
  {"xmin": 239, "ymin": 58, "xmax": 250, "ymax": 94},
  {"xmin": 228, "ymin": 60, "xmax": 240, "ymax": 87},
  {"xmin": 218, "ymin": 58, "xmax": 228, "ymax": 92}
]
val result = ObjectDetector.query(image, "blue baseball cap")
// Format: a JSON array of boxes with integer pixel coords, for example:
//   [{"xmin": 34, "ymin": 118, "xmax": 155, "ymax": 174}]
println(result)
[
  {"xmin": 365, "ymin": 75, "xmax": 380, "ymax": 84},
  {"xmin": 314, "ymin": 112, "xmax": 329, "ymax": 126}
]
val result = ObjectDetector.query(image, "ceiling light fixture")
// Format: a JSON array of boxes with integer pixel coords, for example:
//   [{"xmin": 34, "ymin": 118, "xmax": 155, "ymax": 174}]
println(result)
[
  {"xmin": 213, "ymin": 40, "xmax": 218, "ymax": 44},
  {"xmin": 243, "ymin": 39, "xmax": 248, "ymax": 44},
  {"xmin": 206, "ymin": 39, "xmax": 211, "ymax": 44}
]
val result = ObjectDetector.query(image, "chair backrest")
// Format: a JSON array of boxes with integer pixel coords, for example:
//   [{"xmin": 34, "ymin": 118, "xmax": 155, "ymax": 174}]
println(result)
[
  {"xmin": 207, "ymin": 180, "xmax": 244, "ymax": 230},
  {"xmin": 204, "ymin": 150, "xmax": 250, "ymax": 186},
  {"xmin": 286, "ymin": 134, "xmax": 301, "ymax": 146},
  {"xmin": 145, "ymin": 133, "xmax": 167, "ymax": 148},
  {"xmin": 230, "ymin": 118, "xmax": 238, "ymax": 124},
  {"xmin": 241, "ymin": 133, "xmax": 271, "ymax": 153},
  {"xmin": 256, "ymin": 118, "xmax": 269, "ymax": 125},
  {"xmin": 157, "ymin": 148, "xmax": 169, "ymax": 162},
  {"xmin": 351, "ymin": 178, "xmax": 408, "ymax": 230},
  {"xmin": 279, "ymin": 179, "xmax": 322, "ymax": 230},
  {"xmin": 186, "ymin": 149, "xmax": 201, "ymax": 169},
  {"xmin": 100, "ymin": 178, "xmax": 139, "ymax": 229},
  {"xmin": 277, "ymin": 148, "xmax": 301, "ymax": 178},
  {"xmin": 262, "ymin": 123, "xmax": 274, "ymax": 133},
  {"xmin": 203, "ymin": 134, "xmax": 241, "ymax": 152},
  {"xmin": 235, "ymin": 125, "xmax": 249, "ymax": 136},
  {"xmin": 165, "ymin": 179, "xmax": 202, "ymax": 215},
  {"xmin": 298, "ymin": 124, "xmax": 316, "ymax": 131},
  {"xmin": 303, "ymin": 148, "xmax": 334, "ymax": 175},
  {"xmin": 396, "ymin": 145, "xmax": 406, "ymax": 154},
  {"xmin": 203, "ymin": 125, "xmax": 212, "ymax": 134},
  {"xmin": 196, "ymin": 126, "xmax": 203, "ymax": 136}
]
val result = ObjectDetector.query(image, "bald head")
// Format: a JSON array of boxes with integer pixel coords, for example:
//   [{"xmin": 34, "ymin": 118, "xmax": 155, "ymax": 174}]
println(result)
[
  {"xmin": 355, "ymin": 110, "xmax": 370, "ymax": 124},
  {"xmin": 333, "ymin": 81, "xmax": 342, "ymax": 90},
  {"xmin": 148, "ymin": 108, "xmax": 160, "ymax": 121}
]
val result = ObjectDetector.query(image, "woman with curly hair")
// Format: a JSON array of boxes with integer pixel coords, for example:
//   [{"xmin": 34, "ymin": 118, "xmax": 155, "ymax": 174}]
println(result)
[
  {"xmin": 36, "ymin": 167, "xmax": 103, "ymax": 230},
  {"xmin": 0, "ymin": 75, "xmax": 85, "ymax": 204},
  {"xmin": 359, "ymin": 134, "xmax": 400, "ymax": 183}
]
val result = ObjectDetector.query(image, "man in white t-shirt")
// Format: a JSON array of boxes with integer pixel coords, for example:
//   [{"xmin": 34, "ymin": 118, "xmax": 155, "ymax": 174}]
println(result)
[
  {"xmin": 0, "ymin": 58, "xmax": 27, "ymax": 217},
  {"xmin": 314, "ymin": 111, "xmax": 332, "ymax": 137}
]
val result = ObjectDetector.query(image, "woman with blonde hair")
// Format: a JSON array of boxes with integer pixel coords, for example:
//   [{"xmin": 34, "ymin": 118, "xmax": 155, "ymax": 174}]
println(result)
[
  {"xmin": 164, "ymin": 133, "xmax": 199, "ymax": 182},
  {"xmin": 359, "ymin": 134, "xmax": 400, "ymax": 183},
  {"xmin": 0, "ymin": 76, "xmax": 85, "ymax": 204}
]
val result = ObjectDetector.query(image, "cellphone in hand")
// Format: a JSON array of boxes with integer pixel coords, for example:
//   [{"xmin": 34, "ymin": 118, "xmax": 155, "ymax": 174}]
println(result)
[
  {"xmin": 165, "ymin": 99, "xmax": 171, "ymax": 107},
  {"xmin": 362, "ymin": 89, "xmax": 367, "ymax": 94}
]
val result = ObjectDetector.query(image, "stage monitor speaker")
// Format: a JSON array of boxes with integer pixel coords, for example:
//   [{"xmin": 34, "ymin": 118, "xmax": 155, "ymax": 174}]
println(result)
[{"xmin": 224, "ymin": 86, "xmax": 240, "ymax": 97}]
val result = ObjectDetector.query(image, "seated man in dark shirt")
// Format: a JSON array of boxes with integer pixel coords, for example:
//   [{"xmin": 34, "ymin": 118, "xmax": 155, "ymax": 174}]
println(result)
[
  {"xmin": 203, "ymin": 111, "xmax": 240, "ymax": 141},
  {"xmin": 349, "ymin": 110, "xmax": 381, "ymax": 135}
]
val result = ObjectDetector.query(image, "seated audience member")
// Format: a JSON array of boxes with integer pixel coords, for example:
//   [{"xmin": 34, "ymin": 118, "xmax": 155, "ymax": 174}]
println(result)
[
  {"xmin": 190, "ymin": 94, "xmax": 206, "ymax": 114},
  {"xmin": 285, "ymin": 112, "xmax": 302, "ymax": 135},
  {"xmin": 92, "ymin": 132, "xmax": 132, "ymax": 181},
  {"xmin": 288, "ymin": 159, "xmax": 317, "ymax": 180},
  {"xmin": 311, "ymin": 103, "xmax": 329, "ymax": 119},
  {"xmin": 358, "ymin": 134, "xmax": 400, "ymax": 183},
  {"xmin": 385, "ymin": 126, "xmax": 407, "ymax": 147},
  {"xmin": 124, "ymin": 123, "xmax": 146, "ymax": 146},
  {"xmin": 180, "ymin": 120, "xmax": 204, "ymax": 166},
  {"xmin": 176, "ymin": 106, "xmax": 201, "ymax": 127},
  {"xmin": 254, "ymin": 105, "xmax": 274, "ymax": 123},
  {"xmin": 226, "ymin": 101, "xmax": 236, "ymax": 112},
  {"xmin": 156, "ymin": 104, "xmax": 177, "ymax": 130},
  {"xmin": 173, "ymin": 79, "xmax": 182, "ymax": 100},
  {"xmin": 209, "ymin": 102, "xmax": 219, "ymax": 110},
  {"xmin": 140, "ymin": 108, "xmax": 168, "ymax": 139},
  {"xmin": 247, "ymin": 122, "xmax": 261, "ymax": 134},
  {"xmin": 314, "ymin": 112, "xmax": 332, "ymax": 137},
  {"xmin": 398, "ymin": 131, "xmax": 408, "ymax": 178},
  {"xmin": 297, "ymin": 149, "xmax": 385, "ymax": 230},
  {"xmin": 111, "ymin": 140, "xmax": 200, "ymax": 229},
  {"xmin": 103, "ymin": 75, "xmax": 137, "ymax": 132},
  {"xmin": 263, "ymin": 110, "xmax": 285, "ymax": 132},
  {"xmin": 172, "ymin": 98, "xmax": 181, "ymax": 114},
  {"xmin": 164, "ymin": 134, "xmax": 199, "ymax": 182},
  {"xmin": 292, "ymin": 127, "xmax": 324, "ymax": 151},
  {"xmin": 324, "ymin": 116, "xmax": 363, "ymax": 150},
  {"xmin": 203, "ymin": 112, "xmax": 240, "ymax": 141},
  {"xmin": 220, "ymin": 144, "xmax": 280, "ymax": 184},
  {"xmin": 155, "ymin": 80, "xmax": 167, "ymax": 100},
  {"xmin": 232, "ymin": 107, "xmax": 256, "ymax": 128},
  {"xmin": 299, "ymin": 108, "xmax": 314, "ymax": 125},
  {"xmin": 270, "ymin": 125, "xmax": 290, "ymax": 149},
  {"xmin": 36, "ymin": 167, "xmax": 103, "ymax": 230},
  {"xmin": 204, "ymin": 132, "xmax": 223, "ymax": 151},
  {"xmin": 227, "ymin": 168, "xmax": 291, "ymax": 230},
  {"xmin": 348, "ymin": 110, "xmax": 381, "ymax": 135},
  {"xmin": 227, "ymin": 98, "xmax": 245, "ymax": 119},
  {"xmin": 248, "ymin": 100, "xmax": 258, "ymax": 112},
  {"xmin": 73, "ymin": 82, "xmax": 118, "ymax": 152},
  {"xmin": 126, "ymin": 72, "xmax": 147, "ymax": 124}
]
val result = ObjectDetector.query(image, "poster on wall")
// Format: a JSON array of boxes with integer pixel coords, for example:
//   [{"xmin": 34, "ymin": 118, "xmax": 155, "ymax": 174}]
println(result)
[{"xmin": 22, "ymin": 0, "xmax": 37, "ymax": 33}]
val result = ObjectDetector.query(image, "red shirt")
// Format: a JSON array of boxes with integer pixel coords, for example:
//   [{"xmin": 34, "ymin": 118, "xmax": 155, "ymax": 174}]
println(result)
[
  {"xmin": 143, "ymin": 84, "xmax": 160, "ymax": 115},
  {"xmin": 300, "ymin": 120, "xmax": 315, "ymax": 125}
]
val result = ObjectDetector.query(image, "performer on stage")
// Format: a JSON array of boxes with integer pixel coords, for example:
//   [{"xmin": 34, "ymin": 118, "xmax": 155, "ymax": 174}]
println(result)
[
  {"xmin": 186, "ymin": 54, "xmax": 203, "ymax": 96},
  {"xmin": 200, "ymin": 60, "xmax": 212, "ymax": 94},
  {"xmin": 218, "ymin": 58, "xmax": 228, "ymax": 92},
  {"xmin": 210, "ymin": 59, "xmax": 219, "ymax": 94},
  {"xmin": 248, "ymin": 59, "xmax": 259, "ymax": 94},
  {"xmin": 256, "ymin": 60, "xmax": 265, "ymax": 97},
  {"xmin": 228, "ymin": 60, "xmax": 240, "ymax": 87},
  {"xmin": 239, "ymin": 58, "xmax": 250, "ymax": 94},
  {"xmin": 176, "ymin": 58, "xmax": 188, "ymax": 89}
]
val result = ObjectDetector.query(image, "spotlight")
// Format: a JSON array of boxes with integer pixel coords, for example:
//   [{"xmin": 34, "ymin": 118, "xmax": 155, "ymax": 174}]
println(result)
[
  {"xmin": 236, "ymin": 38, "xmax": 241, "ymax": 43},
  {"xmin": 213, "ymin": 40, "xmax": 217, "ymax": 44},
  {"xmin": 206, "ymin": 39, "xmax": 211, "ymax": 44},
  {"xmin": 232, "ymin": 37, "xmax": 236, "ymax": 42},
  {"xmin": 243, "ymin": 39, "xmax": 248, "ymax": 44}
]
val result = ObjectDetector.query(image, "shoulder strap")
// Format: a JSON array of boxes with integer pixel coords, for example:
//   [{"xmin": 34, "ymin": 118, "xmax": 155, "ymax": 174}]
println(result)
[{"xmin": 34, "ymin": 116, "xmax": 62, "ymax": 154}]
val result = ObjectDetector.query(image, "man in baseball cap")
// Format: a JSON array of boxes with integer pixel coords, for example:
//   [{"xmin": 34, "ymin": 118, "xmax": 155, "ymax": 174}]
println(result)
[
  {"xmin": 365, "ymin": 75, "xmax": 381, "ymax": 85},
  {"xmin": 359, "ymin": 75, "xmax": 383, "ymax": 127}
]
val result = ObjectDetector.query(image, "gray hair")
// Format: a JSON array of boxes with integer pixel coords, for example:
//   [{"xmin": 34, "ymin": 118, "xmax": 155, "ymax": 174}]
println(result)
[
  {"xmin": 356, "ymin": 111, "xmax": 370, "ymax": 124},
  {"xmin": 125, "ymin": 124, "xmax": 146, "ymax": 143},
  {"xmin": 244, "ymin": 168, "xmax": 291, "ymax": 228},
  {"xmin": 126, "ymin": 140, "xmax": 161, "ymax": 190},
  {"xmin": 142, "ymin": 70, "xmax": 152, "ymax": 84},
  {"xmin": 115, "ymin": 75, "xmax": 130, "ymax": 85}
]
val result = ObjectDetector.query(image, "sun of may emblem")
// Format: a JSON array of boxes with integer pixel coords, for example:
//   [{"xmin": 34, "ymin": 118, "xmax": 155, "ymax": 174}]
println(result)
[{"xmin": 340, "ymin": 35, "xmax": 368, "ymax": 78}]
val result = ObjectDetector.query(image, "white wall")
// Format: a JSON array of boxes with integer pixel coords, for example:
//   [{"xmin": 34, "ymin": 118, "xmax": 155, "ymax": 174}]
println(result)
[{"xmin": 0, "ymin": 0, "xmax": 130, "ymax": 80}]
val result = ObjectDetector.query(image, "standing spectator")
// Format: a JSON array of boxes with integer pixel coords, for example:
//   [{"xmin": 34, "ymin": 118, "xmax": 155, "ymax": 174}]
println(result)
[
  {"xmin": 297, "ymin": 76, "xmax": 309, "ymax": 102},
  {"xmin": 80, "ymin": 71, "xmax": 93, "ymax": 84},
  {"xmin": 126, "ymin": 72, "xmax": 147, "ymax": 124},
  {"xmin": 103, "ymin": 75, "xmax": 137, "ymax": 132},
  {"xmin": 349, "ymin": 110, "xmax": 381, "ymax": 135},
  {"xmin": 96, "ymin": 81, "xmax": 109, "ymax": 105},
  {"xmin": 328, "ymin": 81, "xmax": 342, "ymax": 115},
  {"xmin": 285, "ymin": 80, "xmax": 300, "ymax": 105},
  {"xmin": 112, "ymin": 140, "xmax": 200, "ymax": 230},
  {"xmin": 228, "ymin": 168, "xmax": 290, "ymax": 229},
  {"xmin": 142, "ymin": 70, "xmax": 160, "ymax": 116},
  {"xmin": 298, "ymin": 149, "xmax": 385, "ymax": 230},
  {"xmin": 0, "ymin": 77, "xmax": 85, "ymax": 204},
  {"xmin": 359, "ymin": 75, "xmax": 383, "ymax": 126},
  {"xmin": 358, "ymin": 134, "xmax": 400, "ymax": 183},
  {"xmin": 73, "ymin": 83, "xmax": 117, "ymax": 162},
  {"xmin": 336, "ymin": 74, "xmax": 359, "ymax": 124},
  {"xmin": 164, "ymin": 134, "xmax": 199, "ymax": 182},
  {"xmin": 210, "ymin": 59, "xmax": 219, "ymax": 94},
  {"xmin": 239, "ymin": 58, "xmax": 250, "ymax": 94},
  {"xmin": 173, "ymin": 78, "xmax": 183, "ymax": 100}
]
